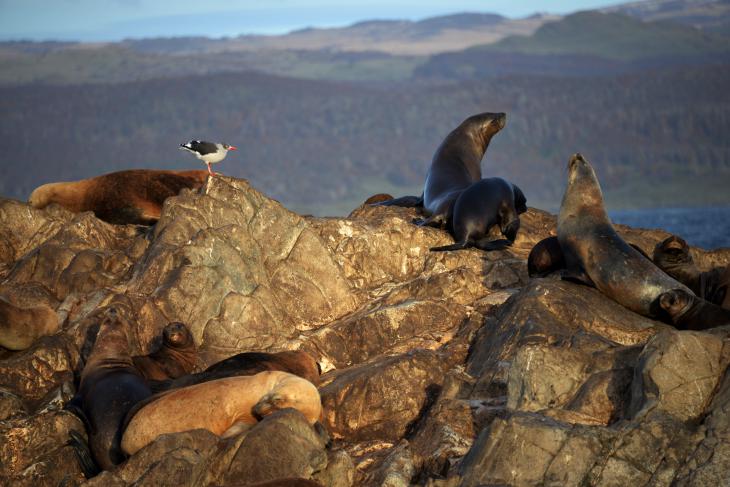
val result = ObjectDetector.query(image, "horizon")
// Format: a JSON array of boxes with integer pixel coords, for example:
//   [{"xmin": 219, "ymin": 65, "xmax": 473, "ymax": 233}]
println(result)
[{"xmin": 0, "ymin": 0, "xmax": 627, "ymax": 42}]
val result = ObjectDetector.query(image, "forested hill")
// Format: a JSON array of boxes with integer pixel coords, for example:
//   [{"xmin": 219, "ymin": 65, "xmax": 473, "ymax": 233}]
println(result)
[
  {"xmin": 2, "ymin": 64, "xmax": 728, "ymax": 214},
  {"xmin": 1, "ymin": 4, "xmax": 729, "ymax": 214}
]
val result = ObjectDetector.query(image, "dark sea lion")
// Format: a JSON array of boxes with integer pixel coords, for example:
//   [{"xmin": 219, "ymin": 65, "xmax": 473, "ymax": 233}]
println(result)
[
  {"xmin": 528, "ymin": 236, "xmax": 565, "ymax": 277},
  {"xmin": 0, "ymin": 297, "xmax": 59, "ymax": 350},
  {"xmin": 658, "ymin": 289, "xmax": 730, "ymax": 330},
  {"xmin": 418, "ymin": 112, "xmax": 507, "ymax": 228},
  {"xmin": 653, "ymin": 235, "xmax": 730, "ymax": 309},
  {"xmin": 67, "ymin": 307, "xmax": 152, "ymax": 472},
  {"xmin": 132, "ymin": 322, "xmax": 197, "ymax": 382},
  {"xmin": 430, "ymin": 177, "xmax": 525, "ymax": 251},
  {"xmin": 28, "ymin": 169, "xmax": 209, "ymax": 225},
  {"xmin": 121, "ymin": 371, "xmax": 322, "ymax": 456},
  {"xmin": 149, "ymin": 350, "xmax": 320, "ymax": 393},
  {"xmin": 376, "ymin": 112, "xmax": 506, "ymax": 219},
  {"xmin": 557, "ymin": 153, "xmax": 693, "ymax": 320}
]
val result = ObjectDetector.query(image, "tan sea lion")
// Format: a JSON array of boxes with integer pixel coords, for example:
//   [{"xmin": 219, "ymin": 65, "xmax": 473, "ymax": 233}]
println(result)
[
  {"xmin": 66, "ymin": 307, "xmax": 152, "ymax": 472},
  {"xmin": 557, "ymin": 153, "xmax": 693, "ymax": 320},
  {"xmin": 132, "ymin": 322, "xmax": 197, "ymax": 382},
  {"xmin": 0, "ymin": 297, "xmax": 59, "ymax": 350},
  {"xmin": 150, "ymin": 350, "xmax": 320, "ymax": 393},
  {"xmin": 121, "ymin": 371, "xmax": 322, "ymax": 456},
  {"xmin": 28, "ymin": 169, "xmax": 208, "ymax": 225}
]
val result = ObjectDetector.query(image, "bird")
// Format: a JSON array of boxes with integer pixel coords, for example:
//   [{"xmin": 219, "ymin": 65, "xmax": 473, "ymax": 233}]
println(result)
[{"xmin": 179, "ymin": 140, "xmax": 237, "ymax": 176}]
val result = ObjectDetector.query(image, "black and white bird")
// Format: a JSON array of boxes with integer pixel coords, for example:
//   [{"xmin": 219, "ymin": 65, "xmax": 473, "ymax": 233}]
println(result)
[{"xmin": 179, "ymin": 140, "xmax": 237, "ymax": 176}]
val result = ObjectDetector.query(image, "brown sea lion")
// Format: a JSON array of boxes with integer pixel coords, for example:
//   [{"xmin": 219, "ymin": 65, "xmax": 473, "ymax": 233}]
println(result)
[
  {"xmin": 363, "ymin": 193, "xmax": 394, "ymax": 205},
  {"xmin": 430, "ymin": 177, "xmax": 526, "ymax": 251},
  {"xmin": 132, "ymin": 322, "xmax": 197, "ymax": 382},
  {"xmin": 653, "ymin": 235, "xmax": 730, "ymax": 309},
  {"xmin": 28, "ymin": 169, "xmax": 208, "ymax": 225},
  {"xmin": 67, "ymin": 307, "xmax": 152, "ymax": 472},
  {"xmin": 149, "ymin": 350, "xmax": 320, "ymax": 393},
  {"xmin": 557, "ymin": 153, "xmax": 693, "ymax": 320},
  {"xmin": 658, "ymin": 289, "xmax": 730, "ymax": 330},
  {"xmin": 121, "ymin": 371, "xmax": 322, "ymax": 456},
  {"xmin": 0, "ymin": 297, "xmax": 59, "ymax": 350},
  {"xmin": 528, "ymin": 236, "xmax": 651, "ymax": 278}
]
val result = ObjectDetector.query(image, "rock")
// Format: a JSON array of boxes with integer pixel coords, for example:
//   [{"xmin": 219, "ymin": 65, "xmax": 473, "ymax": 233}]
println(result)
[
  {"xmin": 629, "ymin": 329, "xmax": 730, "ymax": 421},
  {"xmin": 320, "ymin": 349, "xmax": 447, "ymax": 442},
  {"xmin": 0, "ymin": 409, "xmax": 85, "ymax": 485}
]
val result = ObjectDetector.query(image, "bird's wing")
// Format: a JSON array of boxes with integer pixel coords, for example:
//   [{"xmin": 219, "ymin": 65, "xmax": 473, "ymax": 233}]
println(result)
[{"xmin": 186, "ymin": 140, "xmax": 219, "ymax": 155}]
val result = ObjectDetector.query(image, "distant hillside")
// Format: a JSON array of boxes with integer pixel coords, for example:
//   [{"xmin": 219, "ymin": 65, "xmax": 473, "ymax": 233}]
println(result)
[
  {"xmin": 1, "ymin": 64, "xmax": 728, "ymax": 214},
  {"xmin": 416, "ymin": 11, "xmax": 730, "ymax": 79},
  {"xmin": 603, "ymin": 0, "xmax": 730, "ymax": 34}
]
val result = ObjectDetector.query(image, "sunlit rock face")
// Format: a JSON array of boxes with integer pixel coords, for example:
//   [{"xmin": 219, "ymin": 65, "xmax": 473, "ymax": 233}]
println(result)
[{"xmin": 0, "ymin": 177, "xmax": 728, "ymax": 486}]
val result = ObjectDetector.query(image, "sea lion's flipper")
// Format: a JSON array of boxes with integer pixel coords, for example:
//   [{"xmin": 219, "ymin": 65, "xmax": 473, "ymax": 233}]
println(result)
[
  {"xmin": 221, "ymin": 421, "xmax": 252, "ymax": 439},
  {"xmin": 375, "ymin": 195, "xmax": 423, "ymax": 208},
  {"xmin": 68, "ymin": 430, "xmax": 101, "ymax": 478},
  {"xmin": 474, "ymin": 238, "xmax": 512, "ymax": 251},
  {"xmin": 561, "ymin": 268, "xmax": 596, "ymax": 287},
  {"xmin": 65, "ymin": 396, "xmax": 93, "ymax": 434},
  {"xmin": 430, "ymin": 240, "xmax": 469, "ymax": 252}
]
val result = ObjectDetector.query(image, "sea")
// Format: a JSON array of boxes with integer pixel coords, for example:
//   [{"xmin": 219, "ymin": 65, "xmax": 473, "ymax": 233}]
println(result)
[{"xmin": 608, "ymin": 207, "xmax": 730, "ymax": 251}]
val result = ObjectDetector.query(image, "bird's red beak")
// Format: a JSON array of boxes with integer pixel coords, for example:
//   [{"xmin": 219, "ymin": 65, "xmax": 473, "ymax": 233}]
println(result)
[{"xmin": 229, "ymin": 146, "xmax": 238, "ymax": 151}]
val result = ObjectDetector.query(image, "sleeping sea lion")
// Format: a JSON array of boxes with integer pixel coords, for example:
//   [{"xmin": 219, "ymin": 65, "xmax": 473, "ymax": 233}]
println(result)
[
  {"xmin": 132, "ymin": 322, "xmax": 197, "ymax": 382},
  {"xmin": 121, "ymin": 371, "xmax": 322, "ymax": 456},
  {"xmin": 149, "ymin": 350, "xmax": 320, "ymax": 393},
  {"xmin": 653, "ymin": 235, "xmax": 730, "ymax": 309},
  {"xmin": 29, "ymin": 169, "xmax": 208, "ymax": 225},
  {"xmin": 658, "ymin": 289, "xmax": 730, "ymax": 330},
  {"xmin": 556, "ymin": 153, "xmax": 693, "ymax": 320}
]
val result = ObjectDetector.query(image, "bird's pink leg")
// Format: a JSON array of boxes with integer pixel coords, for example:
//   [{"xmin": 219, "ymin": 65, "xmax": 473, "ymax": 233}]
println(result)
[{"xmin": 207, "ymin": 163, "xmax": 215, "ymax": 177}]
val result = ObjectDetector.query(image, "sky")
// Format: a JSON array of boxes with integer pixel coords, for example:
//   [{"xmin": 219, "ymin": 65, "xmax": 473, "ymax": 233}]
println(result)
[{"xmin": 0, "ymin": 0, "xmax": 628, "ymax": 41}]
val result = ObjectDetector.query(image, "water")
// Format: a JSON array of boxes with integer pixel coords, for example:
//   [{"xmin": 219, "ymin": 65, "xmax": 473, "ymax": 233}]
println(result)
[{"xmin": 608, "ymin": 207, "xmax": 730, "ymax": 251}]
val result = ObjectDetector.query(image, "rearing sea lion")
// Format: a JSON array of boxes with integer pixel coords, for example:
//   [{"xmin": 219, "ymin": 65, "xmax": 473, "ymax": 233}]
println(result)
[
  {"xmin": 29, "ymin": 169, "xmax": 209, "ymax": 225},
  {"xmin": 557, "ymin": 153, "xmax": 693, "ymax": 320}
]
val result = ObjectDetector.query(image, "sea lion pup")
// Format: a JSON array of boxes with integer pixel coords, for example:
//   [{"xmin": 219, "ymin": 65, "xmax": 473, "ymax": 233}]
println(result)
[
  {"xmin": 28, "ymin": 169, "xmax": 209, "ymax": 225},
  {"xmin": 653, "ymin": 235, "xmax": 730, "ymax": 309},
  {"xmin": 121, "ymin": 371, "xmax": 322, "ymax": 456},
  {"xmin": 0, "ymin": 297, "xmax": 58, "ymax": 350},
  {"xmin": 149, "ymin": 350, "xmax": 320, "ymax": 393},
  {"xmin": 658, "ymin": 289, "xmax": 730, "ymax": 330},
  {"xmin": 132, "ymin": 322, "xmax": 197, "ymax": 382},
  {"xmin": 66, "ymin": 307, "xmax": 152, "ymax": 473},
  {"xmin": 430, "ymin": 177, "xmax": 525, "ymax": 251},
  {"xmin": 557, "ymin": 153, "xmax": 693, "ymax": 319}
]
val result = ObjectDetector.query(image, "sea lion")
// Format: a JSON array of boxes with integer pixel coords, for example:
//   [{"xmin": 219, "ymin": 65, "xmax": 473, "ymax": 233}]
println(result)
[
  {"xmin": 149, "ymin": 350, "xmax": 320, "ymax": 393},
  {"xmin": 132, "ymin": 322, "xmax": 197, "ymax": 382},
  {"xmin": 121, "ymin": 371, "xmax": 322, "ymax": 456},
  {"xmin": 557, "ymin": 153, "xmax": 693, "ymax": 320},
  {"xmin": 67, "ymin": 307, "xmax": 152, "ymax": 472},
  {"xmin": 363, "ymin": 193, "xmax": 394, "ymax": 205},
  {"xmin": 658, "ymin": 289, "xmax": 730, "ymax": 330},
  {"xmin": 0, "ymin": 297, "xmax": 58, "ymax": 350},
  {"xmin": 28, "ymin": 169, "xmax": 208, "ymax": 225},
  {"xmin": 528, "ymin": 236, "xmax": 651, "ymax": 278},
  {"xmin": 653, "ymin": 235, "xmax": 730, "ymax": 309},
  {"xmin": 430, "ymin": 177, "xmax": 525, "ymax": 251},
  {"xmin": 528, "ymin": 236, "xmax": 565, "ymax": 277}
]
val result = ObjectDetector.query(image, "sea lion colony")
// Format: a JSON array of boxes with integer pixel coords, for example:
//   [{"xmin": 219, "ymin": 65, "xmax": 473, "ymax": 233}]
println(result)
[{"xmin": 5, "ymin": 111, "xmax": 728, "ymax": 477}]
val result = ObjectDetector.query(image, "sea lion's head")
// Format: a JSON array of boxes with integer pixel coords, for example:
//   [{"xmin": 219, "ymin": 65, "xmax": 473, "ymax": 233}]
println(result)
[
  {"xmin": 653, "ymin": 235, "xmax": 693, "ymax": 269},
  {"xmin": 561, "ymin": 153, "xmax": 605, "ymax": 213},
  {"xmin": 461, "ymin": 111, "xmax": 507, "ymax": 145},
  {"xmin": 162, "ymin": 322, "xmax": 194, "ymax": 349},
  {"xmin": 658, "ymin": 289, "xmax": 695, "ymax": 324}
]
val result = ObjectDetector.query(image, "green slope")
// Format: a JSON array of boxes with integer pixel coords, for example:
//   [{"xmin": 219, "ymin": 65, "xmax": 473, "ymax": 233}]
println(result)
[{"xmin": 479, "ymin": 11, "xmax": 730, "ymax": 61}]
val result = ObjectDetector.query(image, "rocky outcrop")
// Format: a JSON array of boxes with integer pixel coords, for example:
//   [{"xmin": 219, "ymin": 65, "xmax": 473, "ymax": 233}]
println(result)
[{"xmin": 0, "ymin": 176, "xmax": 728, "ymax": 486}]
